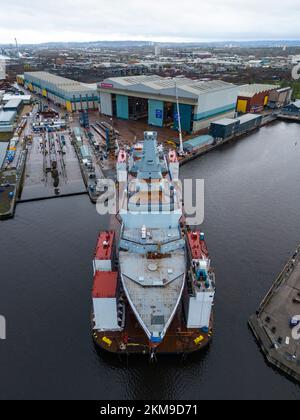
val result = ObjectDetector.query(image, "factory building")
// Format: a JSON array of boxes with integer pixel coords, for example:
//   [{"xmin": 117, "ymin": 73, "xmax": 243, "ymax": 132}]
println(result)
[
  {"xmin": 209, "ymin": 118, "xmax": 240, "ymax": 139},
  {"xmin": 1, "ymin": 94, "xmax": 32, "ymax": 105},
  {"xmin": 209, "ymin": 113, "xmax": 263, "ymax": 140},
  {"xmin": 268, "ymin": 87, "xmax": 293, "ymax": 109},
  {"xmin": 23, "ymin": 72, "xmax": 99, "ymax": 112},
  {"xmin": 3, "ymin": 99, "xmax": 23, "ymax": 113},
  {"xmin": 0, "ymin": 110, "xmax": 17, "ymax": 133},
  {"xmin": 98, "ymin": 76, "xmax": 239, "ymax": 133},
  {"xmin": 237, "ymin": 84, "xmax": 279, "ymax": 113}
]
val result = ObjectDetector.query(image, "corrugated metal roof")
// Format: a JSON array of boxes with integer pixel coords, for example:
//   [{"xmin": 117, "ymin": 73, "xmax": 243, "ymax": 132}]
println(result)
[
  {"xmin": 24, "ymin": 71, "xmax": 98, "ymax": 94},
  {"xmin": 211, "ymin": 117, "xmax": 239, "ymax": 126},
  {"xmin": 3, "ymin": 94, "xmax": 31, "ymax": 102},
  {"xmin": 238, "ymin": 84, "xmax": 278, "ymax": 98},
  {"xmin": 276, "ymin": 87, "xmax": 292, "ymax": 93},
  {"xmin": 92, "ymin": 271, "xmax": 118, "ymax": 298},
  {"xmin": 238, "ymin": 113, "xmax": 262, "ymax": 124},
  {"xmin": 99, "ymin": 75, "xmax": 238, "ymax": 100},
  {"xmin": 3, "ymin": 99, "xmax": 22, "ymax": 109},
  {"xmin": 184, "ymin": 135, "xmax": 214, "ymax": 149}
]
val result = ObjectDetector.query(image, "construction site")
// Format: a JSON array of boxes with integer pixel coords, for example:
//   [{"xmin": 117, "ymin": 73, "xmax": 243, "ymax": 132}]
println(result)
[{"xmin": 0, "ymin": 69, "xmax": 299, "ymax": 220}]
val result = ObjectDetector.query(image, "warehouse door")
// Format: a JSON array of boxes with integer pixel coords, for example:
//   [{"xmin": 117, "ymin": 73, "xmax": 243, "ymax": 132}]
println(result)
[
  {"xmin": 237, "ymin": 99, "xmax": 248, "ymax": 113},
  {"xmin": 129, "ymin": 96, "xmax": 148, "ymax": 121},
  {"xmin": 148, "ymin": 100, "xmax": 164, "ymax": 127},
  {"xmin": 173, "ymin": 104, "xmax": 193, "ymax": 133},
  {"xmin": 163, "ymin": 102, "xmax": 174, "ymax": 128},
  {"xmin": 116, "ymin": 95, "xmax": 129, "ymax": 120}
]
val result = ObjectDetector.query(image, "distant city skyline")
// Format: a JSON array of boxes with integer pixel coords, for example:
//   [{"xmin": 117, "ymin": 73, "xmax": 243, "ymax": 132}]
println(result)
[{"xmin": 0, "ymin": 0, "xmax": 300, "ymax": 45}]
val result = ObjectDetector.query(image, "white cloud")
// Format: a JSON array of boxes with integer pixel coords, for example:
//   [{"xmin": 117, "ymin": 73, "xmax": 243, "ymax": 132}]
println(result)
[{"xmin": 0, "ymin": 0, "xmax": 299, "ymax": 44}]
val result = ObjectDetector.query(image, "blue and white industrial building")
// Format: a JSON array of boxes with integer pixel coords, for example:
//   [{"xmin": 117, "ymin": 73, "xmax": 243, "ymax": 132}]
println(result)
[
  {"xmin": 98, "ymin": 76, "xmax": 239, "ymax": 133},
  {"xmin": 3, "ymin": 98, "xmax": 23, "ymax": 113},
  {"xmin": 23, "ymin": 72, "xmax": 99, "ymax": 112},
  {"xmin": 0, "ymin": 110, "xmax": 17, "ymax": 133}
]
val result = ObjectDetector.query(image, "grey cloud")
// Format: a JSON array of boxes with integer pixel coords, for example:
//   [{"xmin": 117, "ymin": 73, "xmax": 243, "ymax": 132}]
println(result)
[{"xmin": 0, "ymin": 0, "xmax": 299, "ymax": 43}]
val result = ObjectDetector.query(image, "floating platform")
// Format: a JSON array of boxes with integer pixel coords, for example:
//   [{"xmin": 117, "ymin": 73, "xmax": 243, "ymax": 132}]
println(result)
[
  {"xmin": 249, "ymin": 246, "xmax": 300, "ymax": 382},
  {"xmin": 92, "ymin": 301, "xmax": 213, "ymax": 356}
]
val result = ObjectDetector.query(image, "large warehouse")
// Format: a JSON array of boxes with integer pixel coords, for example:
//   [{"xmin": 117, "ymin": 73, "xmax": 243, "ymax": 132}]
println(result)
[
  {"xmin": 23, "ymin": 72, "xmax": 99, "ymax": 112},
  {"xmin": 98, "ymin": 76, "xmax": 239, "ymax": 133},
  {"xmin": 237, "ymin": 84, "xmax": 278, "ymax": 113}
]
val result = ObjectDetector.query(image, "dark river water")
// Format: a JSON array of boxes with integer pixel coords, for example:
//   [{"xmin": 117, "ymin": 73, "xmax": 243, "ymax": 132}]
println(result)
[{"xmin": 0, "ymin": 121, "xmax": 300, "ymax": 400}]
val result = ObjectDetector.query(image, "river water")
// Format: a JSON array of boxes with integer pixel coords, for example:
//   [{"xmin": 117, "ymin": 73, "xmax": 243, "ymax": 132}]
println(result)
[{"xmin": 0, "ymin": 121, "xmax": 300, "ymax": 400}]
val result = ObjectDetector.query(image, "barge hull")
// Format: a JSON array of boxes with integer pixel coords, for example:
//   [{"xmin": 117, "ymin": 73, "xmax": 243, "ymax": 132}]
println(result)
[{"xmin": 92, "ymin": 304, "xmax": 213, "ymax": 355}]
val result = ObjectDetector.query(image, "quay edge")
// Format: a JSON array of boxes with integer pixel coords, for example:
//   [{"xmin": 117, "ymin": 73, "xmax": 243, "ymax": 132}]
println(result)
[{"xmin": 249, "ymin": 246, "xmax": 300, "ymax": 383}]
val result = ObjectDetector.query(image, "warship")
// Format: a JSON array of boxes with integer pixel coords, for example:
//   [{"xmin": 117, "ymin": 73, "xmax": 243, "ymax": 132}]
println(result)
[{"xmin": 91, "ymin": 131, "xmax": 215, "ymax": 357}]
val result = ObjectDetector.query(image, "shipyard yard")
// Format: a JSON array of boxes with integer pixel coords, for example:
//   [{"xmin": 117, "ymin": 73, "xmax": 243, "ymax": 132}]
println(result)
[
  {"xmin": 0, "ymin": 54, "xmax": 299, "ymax": 403},
  {"xmin": 0, "ymin": 75, "xmax": 300, "ymax": 399},
  {"xmin": 0, "ymin": 121, "xmax": 300, "ymax": 400},
  {"xmin": 1, "ymin": 73, "xmax": 298, "ymax": 219},
  {"xmin": 2, "ymin": 0, "xmax": 300, "ymax": 405}
]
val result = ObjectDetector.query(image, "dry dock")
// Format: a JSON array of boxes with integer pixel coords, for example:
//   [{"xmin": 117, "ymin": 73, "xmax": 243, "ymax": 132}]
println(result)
[
  {"xmin": 249, "ymin": 246, "xmax": 300, "ymax": 382},
  {"xmin": 21, "ymin": 131, "xmax": 86, "ymax": 202}
]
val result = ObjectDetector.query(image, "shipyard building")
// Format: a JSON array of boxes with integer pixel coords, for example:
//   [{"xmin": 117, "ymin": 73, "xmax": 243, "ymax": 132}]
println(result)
[
  {"xmin": 98, "ymin": 76, "xmax": 239, "ymax": 133},
  {"xmin": 268, "ymin": 87, "xmax": 292, "ymax": 109},
  {"xmin": 0, "ymin": 110, "xmax": 17, "ymax": 133},
  {"xmin": 237, "ymin": 84, "xmax": 279, "ymax": 113},
  {"xmin": 23, "ymin": 72, "xmax": 99, "ymax": 112}
]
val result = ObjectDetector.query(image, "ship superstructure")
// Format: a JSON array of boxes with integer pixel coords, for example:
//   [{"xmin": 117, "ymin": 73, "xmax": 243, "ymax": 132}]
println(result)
[{"xmin": 91, "ymin": 132, "xmax": 215, "ymax": 355}]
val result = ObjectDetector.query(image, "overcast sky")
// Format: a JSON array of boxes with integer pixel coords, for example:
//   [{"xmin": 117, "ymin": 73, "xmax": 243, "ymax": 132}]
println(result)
[{"xmin": 0, "ymin": 0, "xmax": 300, "ymax": 44}]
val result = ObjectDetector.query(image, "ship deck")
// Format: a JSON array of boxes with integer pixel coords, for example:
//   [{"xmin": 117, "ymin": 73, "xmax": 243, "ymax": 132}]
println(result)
[{"xmin": 92, "ymin": 301, "xmax": 213, "ymax": 355}]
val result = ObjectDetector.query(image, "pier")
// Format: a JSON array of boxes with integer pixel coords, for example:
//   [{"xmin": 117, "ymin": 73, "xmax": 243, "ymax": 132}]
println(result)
[
  {"xmin": 178, "ymin": 114, "xmax": 278, "ymax": 167},
  {"xmin": 277, "ymin": 114, "xmax": 300, "ymax": 123},
  {"xmin": 249, "ymin": 246, "xmax": 300, "ymax": 382},
  {"xmin": 0, "ymin": 148, "xmax": 27, "ymax": 220}
]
